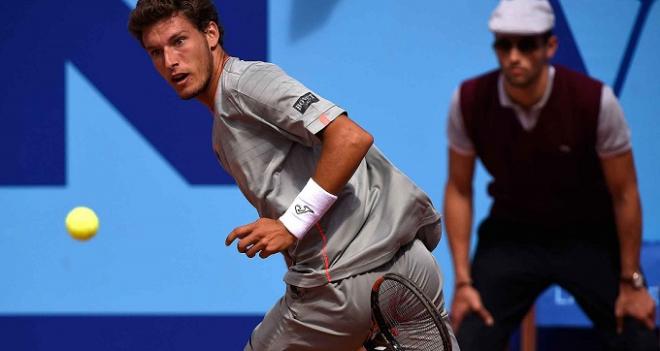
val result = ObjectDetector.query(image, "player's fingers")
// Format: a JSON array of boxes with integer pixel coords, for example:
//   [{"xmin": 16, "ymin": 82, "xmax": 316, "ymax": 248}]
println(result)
[
  {"xmin": 450, "ymin": 300, "xmax": 472, "ymax": 330},
  {"xmin": 614, "ymin": 303, "xmax": 624, "ymax": 334},
  {"xmin": 225, "ymin": 228, "xmax": 243, "ymax": 246},
  {"xmin": 650, "ymin": 307, "xmax": 657, "ymax": 327},
  {"xmin": 643, "ymin": 312, "xmax": 655, "ymax": 330},
  {"xmin": 259, "ymin": 244, "xmax": 278, "ymax": 259},
  {"xmin": 246, "ymin": 240, "xmax": 267, "ymax": 258},
  {"xmin": 237, "ymin": 233, "xmax": 261, "ymax": 253},
  {"xmin": 259, "ymin": 250, "xmax": 278, "ymax": 259},
  {"xmin": 476, "ymin": 306, "xmax": 494, "ymax": 326},
  {"xmin": 450, "ymin": 309, "xmax": 466, "ymax": 330},
  {"xmin": 468, "ymin": 295, "xmax": 493, "ymax": 325},
  {"xmin": 643, "ymin": 317, "xmax": 655, "ymax": 330},
  {"xmin": 225, "ymin": 222, "xmax": 255, "ymax": 246}
]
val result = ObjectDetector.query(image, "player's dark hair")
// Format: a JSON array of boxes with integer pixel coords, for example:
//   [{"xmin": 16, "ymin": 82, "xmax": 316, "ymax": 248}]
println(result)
[
  {"xmin": 128, "ymin": 0, "xmax": 224, "ymax": 47},
  {"xmin": 541, "ymin": 30, "xmax": 553, "ymax": 43}
]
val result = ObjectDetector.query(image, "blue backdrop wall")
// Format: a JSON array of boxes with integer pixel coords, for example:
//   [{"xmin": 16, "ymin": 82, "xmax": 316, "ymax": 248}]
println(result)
[{"xmin": 1, "ymin": 0, "xmax": 659, "ymax": 349}]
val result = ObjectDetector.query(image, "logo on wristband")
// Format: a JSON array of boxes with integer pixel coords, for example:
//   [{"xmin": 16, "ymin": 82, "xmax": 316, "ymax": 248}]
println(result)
[{"xmin": 294, "ymin": 204, "xmax": 315, "ymax": 215}]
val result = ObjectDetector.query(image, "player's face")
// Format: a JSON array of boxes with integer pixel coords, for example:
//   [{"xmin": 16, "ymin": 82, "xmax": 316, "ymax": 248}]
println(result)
[
  {"xmin": 493, "ymin": 34, "xmax": 557, "ymax": 88},
  {"xmin": 142, "ymin": 13, "xmax": 214, "ymax": 100}
]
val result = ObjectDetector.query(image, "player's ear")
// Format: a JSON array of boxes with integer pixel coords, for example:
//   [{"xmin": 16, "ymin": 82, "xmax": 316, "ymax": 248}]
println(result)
[
  {"xmin": 204, "ymin": 21, "xmax": 220, "ymax": 49},
  {"xmin": 545, "ymin": 35, "xmax": 558, "ymax": 61}
]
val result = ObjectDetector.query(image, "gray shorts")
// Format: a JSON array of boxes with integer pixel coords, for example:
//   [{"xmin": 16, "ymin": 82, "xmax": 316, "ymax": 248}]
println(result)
[{"xmin": 245, "ymin": 239, "xmax": 459, "ymax": 350}]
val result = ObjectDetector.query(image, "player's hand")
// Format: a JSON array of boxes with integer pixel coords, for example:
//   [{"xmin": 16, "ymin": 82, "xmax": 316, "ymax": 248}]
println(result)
[
  {"xmin": 225, "ymin": 218, "xmax": 297, "ymax": 259},
  {"xmin": 615, "ymin": 284, "xmax": 656, "ymax": 333},
  {"xmin": 450, "ymin": 284, "xmax": 494, "ymax": 330}
]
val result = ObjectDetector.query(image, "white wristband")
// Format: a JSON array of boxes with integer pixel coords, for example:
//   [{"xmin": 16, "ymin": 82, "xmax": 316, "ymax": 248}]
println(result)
[{"xmin": 279, "ymin": 178, "xmax": 338, "ymax": 240}]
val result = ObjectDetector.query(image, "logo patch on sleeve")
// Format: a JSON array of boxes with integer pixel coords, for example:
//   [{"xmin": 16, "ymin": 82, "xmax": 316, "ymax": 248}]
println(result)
[{"xmin": 293, "ymin": 92, "xmax": 319, "ymax": 114}]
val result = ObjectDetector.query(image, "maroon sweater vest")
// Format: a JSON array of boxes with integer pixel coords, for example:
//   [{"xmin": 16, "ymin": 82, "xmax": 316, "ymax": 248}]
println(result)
[{"xmin": 460, "ymin": 66, "xmax": 615, "ymax": 227}]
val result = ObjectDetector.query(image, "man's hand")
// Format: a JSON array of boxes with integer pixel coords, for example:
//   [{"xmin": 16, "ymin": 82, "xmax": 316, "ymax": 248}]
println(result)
[
  {"xmin": 615, "ymin": 284, "xmax": 657, "ymax": 333},
  {"xmin": 450, "ymin": 285, "xmax": 494, "ymax": 330},
  {"xmin": 225, "ymin": 218, "xmax": 297, "ymax": 259}
]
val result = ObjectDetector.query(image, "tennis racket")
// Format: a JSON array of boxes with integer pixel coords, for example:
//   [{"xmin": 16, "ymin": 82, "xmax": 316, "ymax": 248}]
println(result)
[{"xmin": 367, "ymin": 273, "xmax": 453, "ymax": 351}]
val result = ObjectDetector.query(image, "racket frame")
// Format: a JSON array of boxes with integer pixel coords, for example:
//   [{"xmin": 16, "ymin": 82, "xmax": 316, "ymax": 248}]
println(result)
[{"xmin": 369, "ymin": 272, "xmax": 452, "ymax": 351}]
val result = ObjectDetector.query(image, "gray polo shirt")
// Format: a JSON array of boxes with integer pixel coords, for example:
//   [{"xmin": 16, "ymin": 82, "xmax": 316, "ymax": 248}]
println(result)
[
  {"xmin": 212, "ymin": 57, "xmax": 441, "ymax": 288},
  {"xmin": 448, "ymin": 66, "xmax": 632, "ymax": 158}
]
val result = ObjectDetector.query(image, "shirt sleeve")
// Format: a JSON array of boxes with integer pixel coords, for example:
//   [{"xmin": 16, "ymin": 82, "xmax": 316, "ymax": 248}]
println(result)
[
  {"xmin": 446, "ymin": 88, "xmax": 476, "ymax": 155},
  {"xmin": 596, "ymin": 85, "xmax": 632, "ymax": 158},
  {"xmin": 232, "ymin": 62, "xmax": 346, "ymax": 146}
]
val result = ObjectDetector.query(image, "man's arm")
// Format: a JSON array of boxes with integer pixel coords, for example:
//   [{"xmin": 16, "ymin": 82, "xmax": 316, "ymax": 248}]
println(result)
[
  {"xmin": 444, "ymin": 148, "xmax": 494, "ymax": 328},
  {"xmin": 600, "ymin": 151, "xmax": 656, "ymax": 331},
  {"xmin": 445, "ymin": 149, "xmax": 476, "ymax": 287},
  {"xmin": 225, "ymin": 114, "xmax": 373, "ymax": 258},
  {"xmin": 313, "ymin": 114, "xmax": 373, "ymax": 194}
]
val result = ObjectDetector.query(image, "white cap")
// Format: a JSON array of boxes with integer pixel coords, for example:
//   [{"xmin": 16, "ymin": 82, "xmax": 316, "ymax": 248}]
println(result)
[{"xmin": 489, "ymin": 0, "xmax": 555, "ymax": 35}]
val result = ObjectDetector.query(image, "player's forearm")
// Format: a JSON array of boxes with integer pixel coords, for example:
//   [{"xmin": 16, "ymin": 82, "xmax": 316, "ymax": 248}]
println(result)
[
  {"xmin": 612, "ymin": 185, "xmax": 643, "ymax": 277},
  {"xmin": 314, "ymin": 115, "xmax": 373, "ymax": 194},
  {"xmin": 444, "ymin": 182, "xmax": 474, "ymax": 284}
]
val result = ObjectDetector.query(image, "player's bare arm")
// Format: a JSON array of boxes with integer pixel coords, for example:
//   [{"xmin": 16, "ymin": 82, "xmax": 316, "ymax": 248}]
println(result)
[
  {"xmin": 225, "ymin": 114, "xmax": 373, "ymax": 259},
  {"xmin": 444, "ymin": 148, "xmax": 494, "ymax": 328},
  {"xmin": 313, "ymin": 114, "xmax": 374, "ymax": 194},
  {"xmin": 601, "ymin": 150, "xmax": 656, "ymax": 331}
]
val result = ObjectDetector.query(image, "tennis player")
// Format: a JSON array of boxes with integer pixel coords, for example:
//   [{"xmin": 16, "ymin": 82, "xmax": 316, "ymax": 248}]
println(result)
[{"xmin": 128, "ymin": 1, "xmax": 458, "ymax": 350}]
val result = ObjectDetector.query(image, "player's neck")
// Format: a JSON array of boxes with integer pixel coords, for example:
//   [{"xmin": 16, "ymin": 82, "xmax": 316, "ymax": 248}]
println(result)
[
  {"xmin": 198, "ymin": 48, "xmax": 229, "ymax": 111},
  {"xmin": 504, "ymin": 65, "xmax": 549, "ymax": 111}
]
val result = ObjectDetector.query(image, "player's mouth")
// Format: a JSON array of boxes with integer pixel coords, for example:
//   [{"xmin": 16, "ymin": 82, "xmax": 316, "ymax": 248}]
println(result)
[
  {"xmin": 507, "ymin": 66, "xmax": 525, "ymax": 76},
  {"xmin": 171, "ymin": 73, "xmax": 190, "ymax": 86}
]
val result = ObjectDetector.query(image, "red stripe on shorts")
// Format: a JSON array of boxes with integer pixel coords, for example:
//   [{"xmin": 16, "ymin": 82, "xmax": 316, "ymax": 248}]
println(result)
[{"xmin": 315, "ymin": 223, "xmax": 332, "ymax": 283}]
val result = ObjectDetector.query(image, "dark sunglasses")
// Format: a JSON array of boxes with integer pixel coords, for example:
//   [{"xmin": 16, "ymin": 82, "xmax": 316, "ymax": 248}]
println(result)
[{"xmin": 493, "ymin": 37, "xmax": 543, "ymax": 53}]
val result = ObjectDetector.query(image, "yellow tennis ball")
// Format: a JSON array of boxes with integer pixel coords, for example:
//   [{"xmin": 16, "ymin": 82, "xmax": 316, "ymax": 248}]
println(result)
[{"xmin": 65, "ymin": 206, "xmax": 99, "ymax": 241}]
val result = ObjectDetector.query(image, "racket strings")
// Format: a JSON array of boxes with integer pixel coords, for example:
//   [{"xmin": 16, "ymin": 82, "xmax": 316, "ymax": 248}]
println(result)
[{"xmin": 378, "ymin": 280, "xmax": 448, "ymax": 350}]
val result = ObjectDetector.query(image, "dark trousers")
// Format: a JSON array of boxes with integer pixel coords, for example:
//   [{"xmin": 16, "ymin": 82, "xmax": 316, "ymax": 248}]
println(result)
[{"xmin": 456, "ymin": 218, "xmax": 659, "ymax": 351}]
